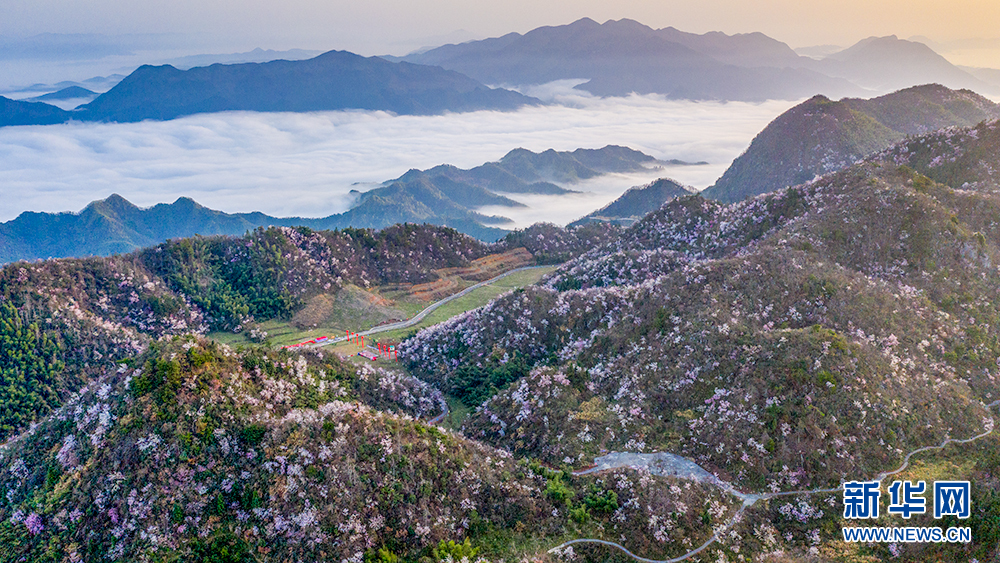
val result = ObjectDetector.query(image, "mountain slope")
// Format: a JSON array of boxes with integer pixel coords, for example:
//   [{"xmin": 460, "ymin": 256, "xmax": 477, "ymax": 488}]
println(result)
[
  {"xmin": 400, "ymin": 18, "xmax": 861, "ymax": 101},
  {"xmin": 0, "ymin": 335, "xmax": 733, "ymax": 562},
  {"xmin": 4, "ymin": 126, "xmax": 1000, "ymax": 561},
  {"xmin": 0, "ymin": 219, "xmax": 616, "ymax": 441},
  {"xmin": 401, "ymin": 155, "xmax": 1000, "ymax": 496},
  {"xmin": 76, "ymin": 50, "xmax": 538, "ymax": 122},
  {"xmin": 702, "ymin": 84, "xmax": 1000, "ymax": 203},
  {"xmin": 872, "ymin": 116, "xmax": 1000, "ymax": 191}
]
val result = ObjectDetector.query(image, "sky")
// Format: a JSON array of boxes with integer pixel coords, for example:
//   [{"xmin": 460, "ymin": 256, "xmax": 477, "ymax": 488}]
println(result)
[{"xmin": 2, "ymin": 0, "xmax": 1000, "ymax": 67}]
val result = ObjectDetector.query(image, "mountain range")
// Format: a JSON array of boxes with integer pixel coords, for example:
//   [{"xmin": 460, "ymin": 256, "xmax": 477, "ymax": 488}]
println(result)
[
  {"xmin": 399, "ymin": 19, "xmax": 999, "ymax": 100},
  {"xmin": 79, "ymin": 50, "xmax": 537, "ymax": 122},
  {"xmin": 396, "ymin": 18, "xmax": 862, "ymax": 101},
  {"xmin": 0, "ymin": 145, "xmax": 661, "ymax": 263},
  {"xmin": 5, "ymin": 19, "xmax": 1000, "ymax": 127},
  {"xmin": 702, "ymin": 83, "xmax": 1000, "ymax": 202},
  {"xmin": 0, "ymin": 50, "xmax": 538, "ymax": 127}
]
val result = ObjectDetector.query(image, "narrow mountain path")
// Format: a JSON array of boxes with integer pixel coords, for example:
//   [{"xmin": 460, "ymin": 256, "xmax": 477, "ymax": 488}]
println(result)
[
  {"xmin": 548, "ymin": 400, "xmax": 1000, "ymax": 563},
  {"xmin": 426, "ymin": 401, "xmax": 449, "ymax": 426}
]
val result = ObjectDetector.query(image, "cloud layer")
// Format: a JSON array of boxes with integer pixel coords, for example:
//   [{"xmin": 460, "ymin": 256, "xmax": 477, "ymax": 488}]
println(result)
[{"xmin": 0, "ymin": 87, "xmax": 796, "ymax": 225}]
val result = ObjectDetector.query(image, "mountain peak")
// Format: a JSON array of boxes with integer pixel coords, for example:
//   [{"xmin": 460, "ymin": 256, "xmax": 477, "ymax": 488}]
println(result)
[
  {"xmin": 170, "ymin": 196, "xmax": 203, "ymax": 208},
  {"xmin": 566, "ymin": 17, "xmax": 600, "ymax": 27},
  {"xmin": 80, "ymin": 193, "xmax": 140, "ymax": 220},
  {"xmin": 601, "ymin": 18, "xmax": 652, "ymax": 31},
  {"xmin": 92, "ymin": 193, "xmax": 137, "ymax": 210}
]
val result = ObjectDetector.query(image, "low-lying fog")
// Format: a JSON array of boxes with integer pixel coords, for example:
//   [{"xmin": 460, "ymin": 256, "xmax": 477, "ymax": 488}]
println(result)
[{"xmin": 0, "ymin": 84, "xmax": 797, "ymax": 225}]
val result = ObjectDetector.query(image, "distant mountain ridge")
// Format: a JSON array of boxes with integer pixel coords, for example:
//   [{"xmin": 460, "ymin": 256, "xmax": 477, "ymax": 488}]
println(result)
[
  {"xmin": 0, "ymin": 145, "xmax": 662, "ymax": 262},
  {"xmin": 392, "ymin": 145, "xmax": 665, "ymax": 196},
  {"xmin": 812, "ymin": 35, "xmax": 994, "ymax": 94},
  {"xmin": 5, "ymin": 21, "xmax": 999, "ymax": 127},
  {"xmin": 76, "ymin": 50, "xmax": 537, "ymax": 122},
  {"xmin": 655, "ymin": 27, "xmax": 802, "ymax": 68},
  {"xmin": 701, "ymin": 84, "xmax": 1000, "ymax": 203},
  {"xmin": 159, "ymin": 47, "xmax": 322, "ymax": 70},
  {"xmin": 0, "ymin": 50, "xmax": 539, "ymax": 127},
  {"xmin": 397, "ymin": 17, "xmax": 862, "ymax": 101},
  {"xmin": 398, "ymin": 19, "xmax": 1000, "ymax": 101},
  {"xmin": 29, "ymin": 86, "xmax": 96, "ymax": 101}
]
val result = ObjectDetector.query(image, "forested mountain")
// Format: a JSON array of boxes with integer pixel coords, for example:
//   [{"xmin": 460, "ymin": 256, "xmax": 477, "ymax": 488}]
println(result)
[
  {"xmin": 701, "ymin": 84, "xmax": 1000, "ymax": 202},
  {"xmin": 397, "ymin": 119, "xmax": 1000, "ymax": 560},
  {"xmin": 0, "ymin": 221, "xmax": 615, "ymax": 439}
]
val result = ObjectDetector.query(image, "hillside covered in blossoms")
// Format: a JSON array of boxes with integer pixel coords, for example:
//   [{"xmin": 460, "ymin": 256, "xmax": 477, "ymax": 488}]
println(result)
[
  {"xmin": 5, "ymin": 116, "xmax": 1000, "ymax": 562},
  {"xmin": 401, "ymin": 119, "xmax": 1000, "ymax": 560}
]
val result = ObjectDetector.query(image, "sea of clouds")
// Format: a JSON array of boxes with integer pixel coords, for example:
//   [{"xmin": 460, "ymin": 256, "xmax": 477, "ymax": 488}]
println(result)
[{"xmin": 0, "ymin": 84, "xmax": 797, "ymax": 226}]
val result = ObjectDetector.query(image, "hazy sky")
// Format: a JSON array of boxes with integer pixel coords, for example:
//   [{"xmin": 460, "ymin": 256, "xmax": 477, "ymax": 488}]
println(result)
[{"xmin": 3, "ymin": 0, "xmax": 1000, "ymax": 65}]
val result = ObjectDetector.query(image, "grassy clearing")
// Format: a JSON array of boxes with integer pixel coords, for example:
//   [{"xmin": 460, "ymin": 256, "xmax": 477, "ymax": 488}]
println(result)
[
  {"xmin": 374, "ymin": 266, "xmax": 557, "ymax": 342},
  {"xmin": 208, "ymin": 266, "xmax": 556, "ymax": 350},
  {"xmin": 209, "ymin": 266, "xmax": 556, "ymax": 355}
]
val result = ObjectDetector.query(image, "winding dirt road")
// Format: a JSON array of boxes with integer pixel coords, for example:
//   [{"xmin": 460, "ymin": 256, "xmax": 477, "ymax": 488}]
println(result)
[{"xmin": 549, "ymin": 400, "xmax": 1000, "ymax": 562}]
